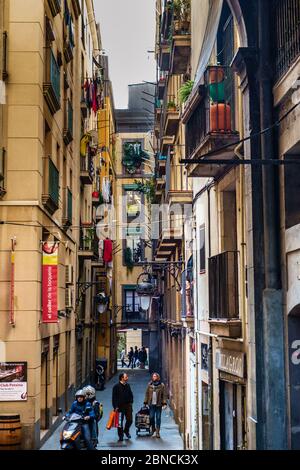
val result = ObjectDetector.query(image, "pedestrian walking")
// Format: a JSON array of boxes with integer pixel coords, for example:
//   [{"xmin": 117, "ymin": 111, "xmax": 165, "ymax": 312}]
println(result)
[
  {"xmin": 139, "ymin": 347, "xmax": 147, "ymax": 369},
  {"xmin": 133, "ymin": 346, "xmax": 139, "ymax": 368},
  {"xmin": 144, "ymin": 372, "xmax": 168, "ymax": 438},
  {"xmin": 127, "ymin": 347, "xmax": 134, "ymax": 369},
  {"xmin": 120, "ymin": 349, "xmax": 127, "ymax": 368},
  {"xmin": 138, "ymin": 348, "xmax": 144, "ymax": 368},
  {"xmin": 112, "ymin": 372, "xmax": 134, "ymax": 442}
]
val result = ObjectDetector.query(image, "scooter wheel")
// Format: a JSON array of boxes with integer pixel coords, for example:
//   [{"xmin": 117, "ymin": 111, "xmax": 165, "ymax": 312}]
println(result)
[{"xmin": 136, "ymin": 430, "xmax": 139, "ymax": 436}]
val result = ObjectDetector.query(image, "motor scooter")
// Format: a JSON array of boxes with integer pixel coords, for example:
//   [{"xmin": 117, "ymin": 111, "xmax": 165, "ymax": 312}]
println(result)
[{"xmin": 60, "ymin": 413, "xmax": 96, "ymax": 450}]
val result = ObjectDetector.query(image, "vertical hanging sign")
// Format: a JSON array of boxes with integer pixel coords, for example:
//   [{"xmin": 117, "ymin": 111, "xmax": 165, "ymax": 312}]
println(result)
[
  {"xmin": 42, "ymin": 242, "xmax": 59, "ymax": 323},
  {"xmin": 9, "ymin": 238, "xmax": 16, "ymax": 326}
]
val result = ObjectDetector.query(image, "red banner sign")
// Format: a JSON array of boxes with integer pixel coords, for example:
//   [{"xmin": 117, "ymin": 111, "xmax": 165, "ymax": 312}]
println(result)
[
  {"xmin": 42, "ymin": 242, "xmax": 59, "ymax": 323},
  {"xmin": 10, "ymin": 246, "xmax": 15, "ymax": 325}
]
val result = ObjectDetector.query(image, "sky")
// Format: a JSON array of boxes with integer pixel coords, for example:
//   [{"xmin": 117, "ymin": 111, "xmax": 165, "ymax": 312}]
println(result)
[{"xmin": 94, "ymin": 0, "xmax": 157, "ymax": 109}]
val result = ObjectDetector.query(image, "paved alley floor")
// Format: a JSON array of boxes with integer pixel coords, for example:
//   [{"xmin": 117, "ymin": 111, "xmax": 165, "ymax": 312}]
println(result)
[{"xmin": 41, "ymin": 369, "xmax": 184, "ymax": 450}]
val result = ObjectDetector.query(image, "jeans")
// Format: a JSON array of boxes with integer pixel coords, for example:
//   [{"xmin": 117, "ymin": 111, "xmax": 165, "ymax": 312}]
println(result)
[
  {"xmin": 81, "ymin": 422, "xmax": 95, "ymax": 450},
  {"xmin": 90, "ymin": 420, "xmax": 98, "ymax": 440},
  {"xmin": 118, "ymin": 404, "xmax": 133, "ymax": 439},
  {"xmin": 149, "ymin": 405, "xmax": 162, "ymax": 430}
]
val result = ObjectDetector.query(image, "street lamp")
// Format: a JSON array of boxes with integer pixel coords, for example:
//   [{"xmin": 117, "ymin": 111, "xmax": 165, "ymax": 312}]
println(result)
[
  {"xmin": 136, "ymin": 271, "xmax": 155, "ymax": 312},
  {"xmin": 95, "ymin": 292, "xmax": 109, "ymax": 314}
]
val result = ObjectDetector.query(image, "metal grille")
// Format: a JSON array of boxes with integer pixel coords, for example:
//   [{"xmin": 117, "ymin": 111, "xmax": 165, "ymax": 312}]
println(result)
[{"xmin": 274, "ymin": 0, "xmax": 300, "ymax": 81}]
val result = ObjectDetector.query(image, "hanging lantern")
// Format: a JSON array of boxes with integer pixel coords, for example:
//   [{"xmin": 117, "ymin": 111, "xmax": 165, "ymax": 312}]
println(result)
[{"xmin": 136, "ymin": 272, "xmax": 155, "ymax": 312}]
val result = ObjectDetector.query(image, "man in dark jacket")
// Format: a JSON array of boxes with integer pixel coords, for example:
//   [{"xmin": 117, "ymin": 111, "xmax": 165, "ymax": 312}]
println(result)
[{"xmin": 112, "ymin": 373, "xmax": 133, "ymax": 441}]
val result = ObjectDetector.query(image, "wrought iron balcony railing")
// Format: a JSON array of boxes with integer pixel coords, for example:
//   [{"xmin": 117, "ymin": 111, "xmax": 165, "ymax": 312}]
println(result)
[
  {"xmin": 43, "ymin": 48, "xmax": 61, "ymax": 115},
  {"xmin": 42, "ymin": 156, "xmax": 60, "ymax": 214},
  {"xmin": 274, "ymin": 0, "xmax": 300, "ymax": 82}
]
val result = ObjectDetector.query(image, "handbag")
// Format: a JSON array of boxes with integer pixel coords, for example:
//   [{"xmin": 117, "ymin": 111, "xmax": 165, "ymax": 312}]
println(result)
[
  {"xmin": 106, "ymin": 410, "xmax": 116, "ymax": 430},
  {"xmin": 113, "ymin": 410, "xmax": 120, "ymax": 428}
]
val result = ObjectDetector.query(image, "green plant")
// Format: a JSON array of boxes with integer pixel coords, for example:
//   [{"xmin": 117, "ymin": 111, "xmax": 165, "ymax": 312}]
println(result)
[
  {"xmin": 173, "ymin": 0, "xmax": 191, "ymax": 22},
  {"xmin": 134, "ymin": 179, "xmax": 156, "ymax": 204},
  {"xmin": 124, "ymin": 247, "xmax": 134, "ymax": 272},
  {"xmin": 167, "ymin": 100, "xmax": 177, "ymax": 109},
  {"xmin": 178, "ymin": 80, "xmax": 194, "ymax": 104}
]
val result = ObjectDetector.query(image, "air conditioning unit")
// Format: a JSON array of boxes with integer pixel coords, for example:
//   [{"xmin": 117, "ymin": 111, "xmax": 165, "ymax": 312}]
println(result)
[
  {"xmin": 65, "ymin": 265, "xmax": 73, "ymax": 285},
  {"xmin": 65, "ymin": 287, "xmax": 73, "ymax": 309}
]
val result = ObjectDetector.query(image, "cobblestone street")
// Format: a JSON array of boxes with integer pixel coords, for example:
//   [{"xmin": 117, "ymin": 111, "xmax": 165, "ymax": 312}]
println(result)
[{"xmin": 41, "ymin": 369, "xmax": 184, "ymax": 451}]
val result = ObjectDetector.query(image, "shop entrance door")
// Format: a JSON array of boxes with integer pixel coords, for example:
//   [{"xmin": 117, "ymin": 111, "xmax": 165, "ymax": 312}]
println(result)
[{"xmin": 220, "ymin": 381, "xmax": 246, "ymax": 450}]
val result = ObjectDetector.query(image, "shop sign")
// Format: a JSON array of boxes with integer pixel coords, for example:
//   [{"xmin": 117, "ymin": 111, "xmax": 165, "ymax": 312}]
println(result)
[
  {"xmin": 216, "ymin": 349, "xmax": 245, "ymax": 378},
  {"xmin": 0, "ymin": 362, "xmax": 27, "ymax": 401},
  {"xmin": 42, "ymin": 242, "xmax": 59, "ymax": 323}
]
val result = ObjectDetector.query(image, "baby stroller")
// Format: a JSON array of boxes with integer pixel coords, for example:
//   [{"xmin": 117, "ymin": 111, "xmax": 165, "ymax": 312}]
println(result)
[{"xmin": 135, "ymin": 406, "xmax": 151, "ymax": 436}]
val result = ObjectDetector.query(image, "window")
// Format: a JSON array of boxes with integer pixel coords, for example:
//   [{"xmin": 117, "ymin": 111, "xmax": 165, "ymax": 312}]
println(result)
[
  {"xmin": 125, "ymin": 236, "xmax": 144, "ymax": 264},
  {"xmin": 122, "ymin": 140, "xmax": 146, "ymax": 175},
  {"xmin": 126, "ymin": 191, "xmax": 142, "ymax": 218},
  {"xmin": 124, "ymin": 288, "xmax": 141, "ymax": 315},
  {"xmin": 199, "ymin": 225, "xmax": 206, "ymax": 273}
]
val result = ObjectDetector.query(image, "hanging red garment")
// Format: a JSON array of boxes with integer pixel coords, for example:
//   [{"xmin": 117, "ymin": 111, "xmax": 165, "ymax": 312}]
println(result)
[
  {"xmin": 103, "ymin": 239, "xmax": 113, "ymax": 263},
  {"xmin": 92, "ymin": 80, "xmax": 98, "ymax": 114}
]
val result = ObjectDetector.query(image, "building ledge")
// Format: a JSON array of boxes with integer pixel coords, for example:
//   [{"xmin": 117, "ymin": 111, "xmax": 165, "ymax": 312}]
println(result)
[{"xmin": 208, "ymin": 319, "xmax": 242, "ymax": 338}]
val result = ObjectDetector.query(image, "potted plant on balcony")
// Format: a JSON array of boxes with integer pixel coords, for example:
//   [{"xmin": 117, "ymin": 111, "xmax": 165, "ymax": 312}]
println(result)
[
  {"xmin": 124, "ymin": 247, "xmax": 134, "ymax": 273},
  {"xmin": 167, "ymin": 100, "xmax": 177, "ymax": 111},
  {"xmin": 178, "ymin": 80, "xmax": 194, "ymax": 104},
  {"xmin": 173, "ymin": 0, "xmax": 191, "ymax": 34}
]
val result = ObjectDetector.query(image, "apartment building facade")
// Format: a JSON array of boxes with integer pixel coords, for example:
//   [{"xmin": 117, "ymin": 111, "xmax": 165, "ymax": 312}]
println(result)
[{"xmin": 0, "ymin": 0, "xmax": 113, "ymax": 449}]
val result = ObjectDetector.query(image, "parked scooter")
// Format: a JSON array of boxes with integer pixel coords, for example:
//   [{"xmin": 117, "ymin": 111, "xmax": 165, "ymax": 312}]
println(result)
[{"xmin": 60, "ymin": 413, "xmax": 96, "ymax": 450}]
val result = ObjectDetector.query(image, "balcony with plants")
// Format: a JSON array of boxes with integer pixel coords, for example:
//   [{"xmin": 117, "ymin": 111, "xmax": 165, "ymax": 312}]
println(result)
[
  {"xmin": 43, "ymin": 48, "xmax": 61, "ymax": 115},
  {"xmin": 79, "ymin": 226, "xmax": 98, "ymax": 259},
  {"xmin": 184, "ymin": 65, "xmax": 240, "ymax": 178},
  {"xmin": 169, "ymin": 0, "xmax": 191, "ymax": 74},
  {"xmin": 162, "ymin": 93, "xmax": 180, "ymax": 137}
]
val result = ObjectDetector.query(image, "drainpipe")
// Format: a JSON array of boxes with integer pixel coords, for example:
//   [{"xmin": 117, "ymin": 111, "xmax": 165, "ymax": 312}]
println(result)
[
  {"xmin": 258, "ymin": 0, "xmax": 288, "ymax": 450},
  {"xmin": 207, "ymin": 183, "xmax": 214, "ymax": 450}
]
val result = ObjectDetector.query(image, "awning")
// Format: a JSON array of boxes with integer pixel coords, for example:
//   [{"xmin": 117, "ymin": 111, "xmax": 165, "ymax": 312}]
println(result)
[{"xmin": 193, "ymin": 0, "xmax": 224, "ymax": 87}]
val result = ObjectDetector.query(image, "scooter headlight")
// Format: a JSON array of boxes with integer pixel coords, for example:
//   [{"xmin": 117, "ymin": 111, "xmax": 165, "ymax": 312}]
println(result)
[{"xmin": 62, "ymin": 430, "xmax": 73, "ymax": 440}]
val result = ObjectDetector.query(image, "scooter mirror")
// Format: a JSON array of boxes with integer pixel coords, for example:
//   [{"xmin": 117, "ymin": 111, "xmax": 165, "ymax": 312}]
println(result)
[{"xmin": 58, "ymin": 408, "xmax": 63, "ymax": 414}]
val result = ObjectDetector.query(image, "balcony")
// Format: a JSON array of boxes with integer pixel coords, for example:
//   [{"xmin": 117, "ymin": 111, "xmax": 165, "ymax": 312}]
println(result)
[
  {"xmin": 155, "ymin": 226, "xmax": 182, "ymax": 259},
  {"xmin": 42, "ymin": 157, "xmax": 60, "ymax": 214},
  {"xmin": 163, "ymin": 95, "xmax": 180, "ymax": 136},
  {"xmin": 208, "ymin": 251, "xmax": 241, "ymax": 338},
  {"xmin": 274, "ymin": 0, "xmax": 300, "ymax": 82},
  {"xmin": 63, "ymin": 99, "xmax": 73, "ymax": 145},
  {"xmin": 79, "ymin": 227, "xmax": 98, "ymax": 259},
  {"xmin": 165, "ymin": 163, "xmax": 193, "ymax": 204},
  {"xmin": 170, "ymin": 34, "xmax": 191, "ymax": 75},
  {"xmin": 47, "ymin": 0, "xmax": 61, "ymax": 17},
  {"xmin": 157, "ymin": 154, "xmax": 167, "ymax": 176},
  {"xmin": 122, "ymin": 307, "xmax": 149, "ymax": 325},
  {"xmin": 158, "ymin": 74, "xmax": 167, "ymax": 100},
  {"xmin": 160, "ymin": 135, "xmax": 175, "ymax": 156},
  {"xmin": 62, "ymin": 187, "xmax": 72, "ymax": 227},
  {"xmin": 43, "ymin": 48, "xmax": 60, "ymax": 115},
  {"xmin": 80, "ymin": 154, "xmax": 93, "ymax": 185},
  {"xmin": 184, "ymin": 66, "xmax": 240, "ymax": 178},
  {"xmin": 159, "ymin": 41, "xmax": 171, "ymax": 72}
]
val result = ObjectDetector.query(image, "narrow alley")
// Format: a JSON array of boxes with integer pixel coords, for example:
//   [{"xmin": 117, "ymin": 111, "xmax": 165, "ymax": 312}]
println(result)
[{"xmin": 41, "ymin": 369, "xmax": 183, "ymax": 451}]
